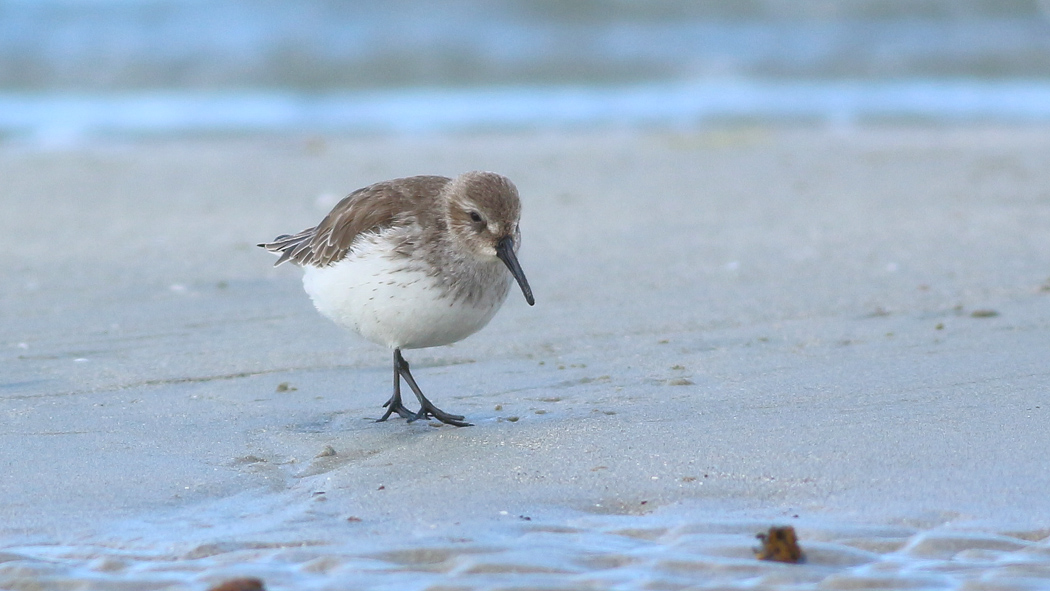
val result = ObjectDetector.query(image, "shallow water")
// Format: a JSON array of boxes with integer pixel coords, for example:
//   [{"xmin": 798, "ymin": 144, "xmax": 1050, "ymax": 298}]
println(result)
[{"xmin": 4, "ymin": 504, "xmax": 1050, "ymax": 590}]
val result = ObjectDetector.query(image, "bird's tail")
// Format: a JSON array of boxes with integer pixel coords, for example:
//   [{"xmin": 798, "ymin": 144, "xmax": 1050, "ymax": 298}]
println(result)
[{"xmin": 257, "ymin": 228, "xmax": 316, "ymax": 267}]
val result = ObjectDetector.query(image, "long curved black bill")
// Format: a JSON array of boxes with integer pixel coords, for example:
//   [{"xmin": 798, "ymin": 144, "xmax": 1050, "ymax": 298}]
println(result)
[{"xmin": 496, "ymin": 236, "xmax": 535, "ymax": 306}]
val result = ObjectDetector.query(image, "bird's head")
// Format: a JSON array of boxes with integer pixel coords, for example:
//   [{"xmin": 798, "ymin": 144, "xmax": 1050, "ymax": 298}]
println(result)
[{"xmin": 444, "ymin": 171, "xmax": 534, "ymax": 306}]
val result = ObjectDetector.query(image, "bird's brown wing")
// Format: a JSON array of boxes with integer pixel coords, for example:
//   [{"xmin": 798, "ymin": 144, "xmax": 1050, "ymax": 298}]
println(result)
[{"xmin": 259, "ymin": 175, "xmax": 450, "ymax": 267}]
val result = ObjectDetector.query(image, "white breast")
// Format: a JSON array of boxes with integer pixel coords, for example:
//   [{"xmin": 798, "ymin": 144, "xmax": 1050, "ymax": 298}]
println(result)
[{"xmin": 301, "ymin": 236, "xmax": 510, "ymax": 350}]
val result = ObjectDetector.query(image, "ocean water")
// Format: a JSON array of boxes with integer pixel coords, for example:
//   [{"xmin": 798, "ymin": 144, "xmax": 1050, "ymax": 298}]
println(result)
[{"xmin": 3, "ymin": 0, "xmax": 1050, "ymax": 139}]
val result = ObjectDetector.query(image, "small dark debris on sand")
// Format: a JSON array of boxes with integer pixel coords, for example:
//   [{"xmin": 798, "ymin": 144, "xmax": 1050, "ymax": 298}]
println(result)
[
  {"xmin": 208, "ymin": 578, "xmax": 266, "ymax": 591},
  {"xmin": 755, "ymin": 526, "xmax": 804, "ymax": 563}
]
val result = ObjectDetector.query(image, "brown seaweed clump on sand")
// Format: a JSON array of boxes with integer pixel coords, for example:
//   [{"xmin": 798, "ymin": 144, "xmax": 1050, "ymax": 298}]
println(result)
[{"xmin": 755, "ymin": 526, "xmax": 804, "ymax": 563}]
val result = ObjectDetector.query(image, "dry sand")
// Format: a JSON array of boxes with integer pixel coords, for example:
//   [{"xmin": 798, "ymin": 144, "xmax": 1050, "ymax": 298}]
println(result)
[{"xmin": 2, "ymin": 126, "xmax": 1050, "ymax": 589}]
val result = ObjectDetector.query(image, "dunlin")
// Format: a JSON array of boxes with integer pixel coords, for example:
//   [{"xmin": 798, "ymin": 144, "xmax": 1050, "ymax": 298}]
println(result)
[{"xmin": 261, "ymin": 171, "xmax": 534, "ymax": 427}]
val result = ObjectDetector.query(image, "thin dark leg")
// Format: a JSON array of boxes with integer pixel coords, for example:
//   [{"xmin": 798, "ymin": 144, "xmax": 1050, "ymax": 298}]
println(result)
[
  {"xmin": 377, "ymin": 349, "xmax": 416, "ymax": 422},
  {"xmin": 395, "ymin": 349, "xmax": 472, "ymax": 427}
]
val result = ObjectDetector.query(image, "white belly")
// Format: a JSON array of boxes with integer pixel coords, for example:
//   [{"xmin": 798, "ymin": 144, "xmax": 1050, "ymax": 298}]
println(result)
[{"xmin": 302, "ymin": 243, "xmax": 510, "ymax": 350}]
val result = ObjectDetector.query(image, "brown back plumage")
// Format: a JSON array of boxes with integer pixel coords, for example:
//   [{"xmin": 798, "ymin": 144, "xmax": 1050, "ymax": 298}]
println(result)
[{"xmin": 260, "ymin": 175, "xmax": 451, "ymax": 268}]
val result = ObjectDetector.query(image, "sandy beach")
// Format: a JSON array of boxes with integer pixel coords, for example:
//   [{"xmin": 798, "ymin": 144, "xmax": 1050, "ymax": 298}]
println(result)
[{"xmin": 3, "ymin": 126, "xmax": 1050, "ymax": 589}]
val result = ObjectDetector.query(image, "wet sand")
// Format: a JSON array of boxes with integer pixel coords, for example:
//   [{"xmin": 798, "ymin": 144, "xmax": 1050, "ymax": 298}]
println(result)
[{"xmin": 2, "ymin": 127, "xmax": 1050, "ymax": 589}]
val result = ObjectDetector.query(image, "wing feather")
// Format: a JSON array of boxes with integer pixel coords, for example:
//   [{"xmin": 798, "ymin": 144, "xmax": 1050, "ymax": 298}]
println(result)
[{"xmin": 259, "ymin": 175, "xmax": 450, "ymax": 267}]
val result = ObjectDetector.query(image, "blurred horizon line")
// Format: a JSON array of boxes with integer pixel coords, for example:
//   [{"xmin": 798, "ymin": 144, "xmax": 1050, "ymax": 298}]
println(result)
[{"xmin": 6, "ymin": 78, "xmax": 1050, "ymax": 144}]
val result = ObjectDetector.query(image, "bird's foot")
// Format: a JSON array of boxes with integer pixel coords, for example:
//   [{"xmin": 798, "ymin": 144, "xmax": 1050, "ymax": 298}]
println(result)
[
  {"xmin": 393, "ymin": 349, "xmax": 472, "ymax": 427},
  {"xmin": 377, "ymin": 395, "xmax": 416, "ymax": 422},
  {"xmin": 407, "ymin": 400, "xmax": 472, "ymax": 427}
]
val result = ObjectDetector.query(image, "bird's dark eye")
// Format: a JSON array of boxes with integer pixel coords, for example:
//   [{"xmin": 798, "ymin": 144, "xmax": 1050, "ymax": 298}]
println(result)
[{"xmin": 469, "ymin": 211, "xmax": 483, "ymax": 223}]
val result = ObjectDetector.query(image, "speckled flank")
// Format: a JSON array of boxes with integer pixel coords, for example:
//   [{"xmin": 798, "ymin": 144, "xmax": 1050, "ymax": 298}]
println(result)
[{"xmin": 302, "ymin": 230, "xmax": 510, "ymax": 349}]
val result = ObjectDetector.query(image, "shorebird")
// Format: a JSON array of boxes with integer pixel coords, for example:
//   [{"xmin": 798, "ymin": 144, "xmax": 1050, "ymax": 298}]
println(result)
[{"xmin": 260, "ymin": 171, "xmax": 534, "ymax": 426}]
